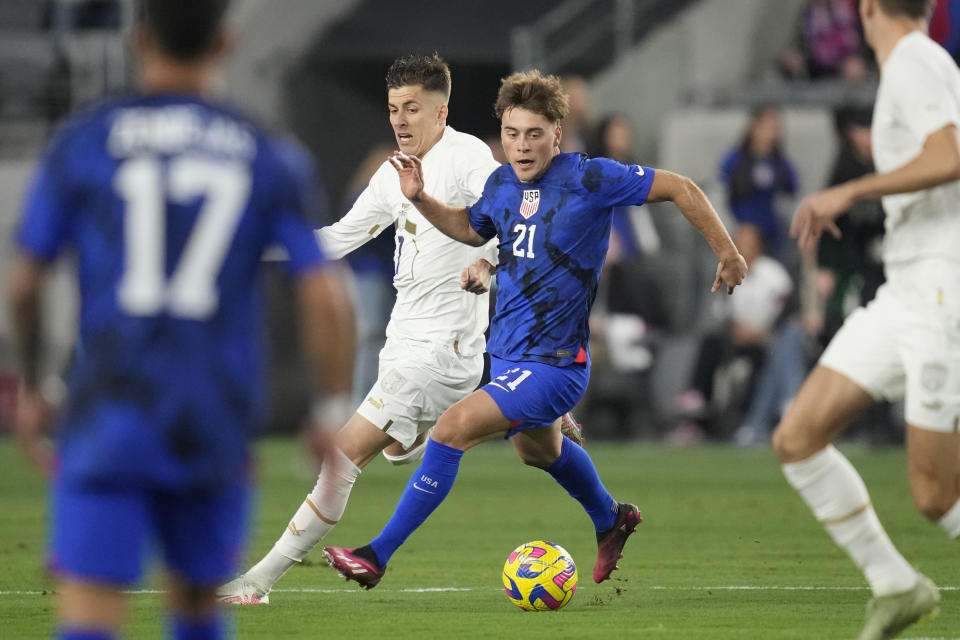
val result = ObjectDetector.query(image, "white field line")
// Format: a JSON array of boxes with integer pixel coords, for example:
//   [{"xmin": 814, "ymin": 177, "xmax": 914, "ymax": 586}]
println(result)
[
  {"xmin": 0, "ymin": 587, "xmax": 477, "ymax": 595},
  {"xmin": 1, "ymin": 585, "xmax": 958, "ymax": 596},
  {"xmin": 3, "ymin": 587, "xmax": 958, "ymax": 638},
  {"xmin": 652, "ymin": 585, "xmax": 960, "ymax": 591}
]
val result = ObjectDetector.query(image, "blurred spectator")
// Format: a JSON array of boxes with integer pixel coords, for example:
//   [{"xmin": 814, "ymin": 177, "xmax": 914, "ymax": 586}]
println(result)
[
  {"xmin": 813, "ymin": 108, "xmax": 900, "ymax": 446},
  {"xmin": 779, "ymin": 0, "xmax": 871, "ymax": 81},
  {"xmin": 341, "ymin": 143, "xmax": 398, "ymax": 408},
  {"xmin": 732, "ymin": 318, "xmax": 810, "ymax": 447},
  {"xmin": 582, "ymin": 114, "xmax": 665, "ymax": 437},
  {"xmin": 559, "ymin": 75, "xmax": 595, "ymax": 154},
  {"xmin": 671, "ymin": 224, "xmax": 793, "ymax": 444},
  {"xmin": 718, "ymin": 107, "xmax": 798, "ymax": 254},
  {"xmin": 263, "ymin": 139, "xmax": 339, "ymax": 433},
  {"xmin": 588, "ymin": 113, "xmax": 633, "ymax": 162},
  {"xmin": 930, "ymin": 0, "xmax": 960, "ymax": 63},
  {"xmin": 816, "ymin": 108, "xmax": 885, "ymax": 346},
  {"xmin": 593, "ymin": 114, "xmax": 666, "ymax": 331}
]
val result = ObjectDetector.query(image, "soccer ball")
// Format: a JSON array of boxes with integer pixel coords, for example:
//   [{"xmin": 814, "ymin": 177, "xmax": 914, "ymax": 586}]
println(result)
[{"xmin": 502, "ymin": 540, "xmax": 578, "ymax": 611}]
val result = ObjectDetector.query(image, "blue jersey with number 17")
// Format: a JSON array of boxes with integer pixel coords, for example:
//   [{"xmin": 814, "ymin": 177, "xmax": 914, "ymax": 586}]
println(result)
[
  {"xmin": 467, "ymin": 152, "xmax": 655, "ymax": 367},
  {"xmin": 16, "ymin": 94, "xmax": 328, "ymax": 489}
]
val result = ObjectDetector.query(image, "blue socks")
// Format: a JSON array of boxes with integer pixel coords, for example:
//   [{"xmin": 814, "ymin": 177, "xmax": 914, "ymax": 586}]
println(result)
[
  {"xmin": 170, "ymin": 615, "xmax": 224, "ymax": 640},
  {"xmin": 369, "ymin": 439, "xmax": 464, "ymax": 567},
  {"xmin": 60, "ymin": 631, "xmax": 114, "ymax": 640},
  {"xmin": 545, "ymin": 436, "xmax": 618, "ymax": 532},
  {"xmin": 60, "ymin": 614, "xmax": 223, "ymax": 639},
  {"xmin": 366, "ymin": 437, "xmax": 615, "ymax": 568}
]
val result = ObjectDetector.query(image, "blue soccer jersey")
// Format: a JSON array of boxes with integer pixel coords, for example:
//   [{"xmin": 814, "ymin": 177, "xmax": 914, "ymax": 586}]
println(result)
[
  {"xmin": 17, "ymin": 94, "xmax": 328, "ymax": 489},
  {"xmin": 467, "ymin": 153, "xmax": 654, "ymax": 366}
]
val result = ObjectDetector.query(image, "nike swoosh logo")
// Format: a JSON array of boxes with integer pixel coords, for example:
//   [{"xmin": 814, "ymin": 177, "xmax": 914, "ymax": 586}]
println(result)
[
  {"xmin": 635, "ymin": 166, "xmax": 644, "ymax": 176},
  {"xmin": 413, "ymin": 483, "xmax": 436, "ymax": 494}
]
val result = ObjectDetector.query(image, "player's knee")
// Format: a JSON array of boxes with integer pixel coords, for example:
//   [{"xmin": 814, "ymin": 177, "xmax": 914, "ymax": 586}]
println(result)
[
  {"xmin": 770, "ymin": 421, "xmax": 816, "ymax": 463},
  {"xmin": 515, "ymin": 448, "xmax": 552, "ymax": 468},
  {"xmin": 431, "ymin": 409, "xmax": 472, "ymax": 447},
  {"xmin": 511, "ymin": 430, "xmax": 562, "ymax": 468},
  {"xmin": 771, "ymin": 424, "xmax": 799, "ymax": 462}
]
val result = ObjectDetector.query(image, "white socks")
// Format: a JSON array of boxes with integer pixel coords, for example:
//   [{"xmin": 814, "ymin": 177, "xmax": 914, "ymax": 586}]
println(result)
[
  {"xmin": 938, "ymin": 498, "xmax": 960, "ymax": 538},
  {"xmin": 247, "ymin": 448, "xmax": 361, "ymax": 589},
  {"xmin": 783, "ymin": 445, "xmax": 918, "ymax": 596}
]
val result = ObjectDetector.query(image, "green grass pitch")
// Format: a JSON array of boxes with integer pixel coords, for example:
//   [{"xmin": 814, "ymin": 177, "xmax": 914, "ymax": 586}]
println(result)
[{"xmin": 1, "ymin": 437, "xmax": 957, "ymax": 639}]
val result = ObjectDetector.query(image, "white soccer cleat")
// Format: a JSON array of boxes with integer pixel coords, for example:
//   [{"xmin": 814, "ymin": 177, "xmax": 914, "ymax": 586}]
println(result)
[
  {"xmin": 217, "ymin": 574, "xmax": 271, "ymax": 605},
  {"xmin": 856, "ymin": 575, "xmax": 940, "ymax": 640}
]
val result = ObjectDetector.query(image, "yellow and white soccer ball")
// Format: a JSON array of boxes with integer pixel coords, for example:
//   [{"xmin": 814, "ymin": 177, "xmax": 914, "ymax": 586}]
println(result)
[{"xmin": 502, "ymin": 540, "xmax": 578, "ymax": 611}]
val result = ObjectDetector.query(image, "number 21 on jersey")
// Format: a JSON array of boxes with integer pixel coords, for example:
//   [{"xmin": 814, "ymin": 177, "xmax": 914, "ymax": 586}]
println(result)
[
  {"xmin": 512, "ymin": 223, "xmax": 536, "ymax": 259},
  {"xmin": 494, "ymin": 367, "xmax": 532, "ymax": 391}
]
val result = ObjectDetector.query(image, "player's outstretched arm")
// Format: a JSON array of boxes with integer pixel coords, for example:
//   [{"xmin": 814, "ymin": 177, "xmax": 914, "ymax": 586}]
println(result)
[
  {"xmin": 388, "ymin": 152, "xmax": 488, "ymax": 247},
  {"xmin": 791, "ymin": 124, "xmax": 960, "ymax": 250},
  {"xmin": 460, "ymin": 258, "xmax": 496, "ymax": 294},
  {"xmin": 296, "ymin": 265, "xmax": 356, "ymax": 439},
  {"xmin": 7, "ymin": 254, "xmax": 56, "ymax": 473},
  {"xmin": 647, "ymin": 169, "xmax": 747, "ymax": 294}
]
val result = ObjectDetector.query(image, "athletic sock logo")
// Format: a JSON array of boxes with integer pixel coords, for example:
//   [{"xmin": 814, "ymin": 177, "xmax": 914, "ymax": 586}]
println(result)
[{"xmin": 413, "ymin": 474, "xmax": 439, "ymax": 494}]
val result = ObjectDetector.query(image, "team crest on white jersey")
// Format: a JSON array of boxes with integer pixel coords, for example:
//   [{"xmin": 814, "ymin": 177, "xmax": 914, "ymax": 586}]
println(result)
[{"xmin": 519, "ymin": 189, "xmax": 540, "ymax": 218}]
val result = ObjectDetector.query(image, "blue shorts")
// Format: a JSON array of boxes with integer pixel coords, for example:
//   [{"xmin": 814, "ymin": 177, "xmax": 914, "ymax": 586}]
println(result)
[
  {"xmin": 483, "ymin": 355, "xmax": 590, "ymax": 434},
  {"xmin": 50, "ymin": 477, "xmax": 250, "ymax": 586}
]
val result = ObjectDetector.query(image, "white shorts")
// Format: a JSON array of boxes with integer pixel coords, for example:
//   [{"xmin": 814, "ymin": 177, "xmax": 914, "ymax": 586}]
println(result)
[
  {"xmin": 355, "ymin": 339, "xmax": 484, "ymax": 448},
  {"xmin": 820, "ymin": 262, "xmax": 960, "ymax": 433}
]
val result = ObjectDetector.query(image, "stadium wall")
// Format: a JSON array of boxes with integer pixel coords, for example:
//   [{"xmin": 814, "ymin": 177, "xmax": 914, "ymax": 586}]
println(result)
[{"xmin": 591, "ymin": 0, "xmax": 806, "ymax": 163}]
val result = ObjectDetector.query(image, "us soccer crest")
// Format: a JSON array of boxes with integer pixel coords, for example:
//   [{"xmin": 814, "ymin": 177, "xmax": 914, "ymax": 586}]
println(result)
[{"xmin": 519, "ymin": 189, "xmax": 540, "ymax": 218}]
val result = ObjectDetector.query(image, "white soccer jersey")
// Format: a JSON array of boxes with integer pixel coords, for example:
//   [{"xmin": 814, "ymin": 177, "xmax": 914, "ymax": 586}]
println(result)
[
  {"xmin": 872, "ymin": 32, "xmax": 960, "ymax": 268},
  {"xmin": 318, "ymin": 126, "xmax": 500, "ymax": 356},
  {"xmin": 730, "ymin": 255, "xmax": 792, "ymax": 333}
]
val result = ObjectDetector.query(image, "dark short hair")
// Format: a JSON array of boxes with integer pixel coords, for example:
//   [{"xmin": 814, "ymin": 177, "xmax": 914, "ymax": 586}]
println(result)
[
  {"xmin": 494, "ymin": 71, "xmax": 570, "ymax": 124},
  {"xmin": 137, "ymin": 0, "xmax": 230, "ymax": 62},
  {"xmin": 876, "ymin": 0, "xmax": 934, "ymax": 18},
  {"xmin": 385, "ymin": 53, "xmax": 451, "ymax": 100}
]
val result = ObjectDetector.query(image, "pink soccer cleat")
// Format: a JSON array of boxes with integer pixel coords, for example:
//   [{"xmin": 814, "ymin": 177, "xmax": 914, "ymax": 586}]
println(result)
[
  {"xmin": 593, "ymin": 502, "xmax": 642, "ymax": 583},
  {"xmin": 323, "ymin": 546, "xmax": 385, "ymax": 590}
]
